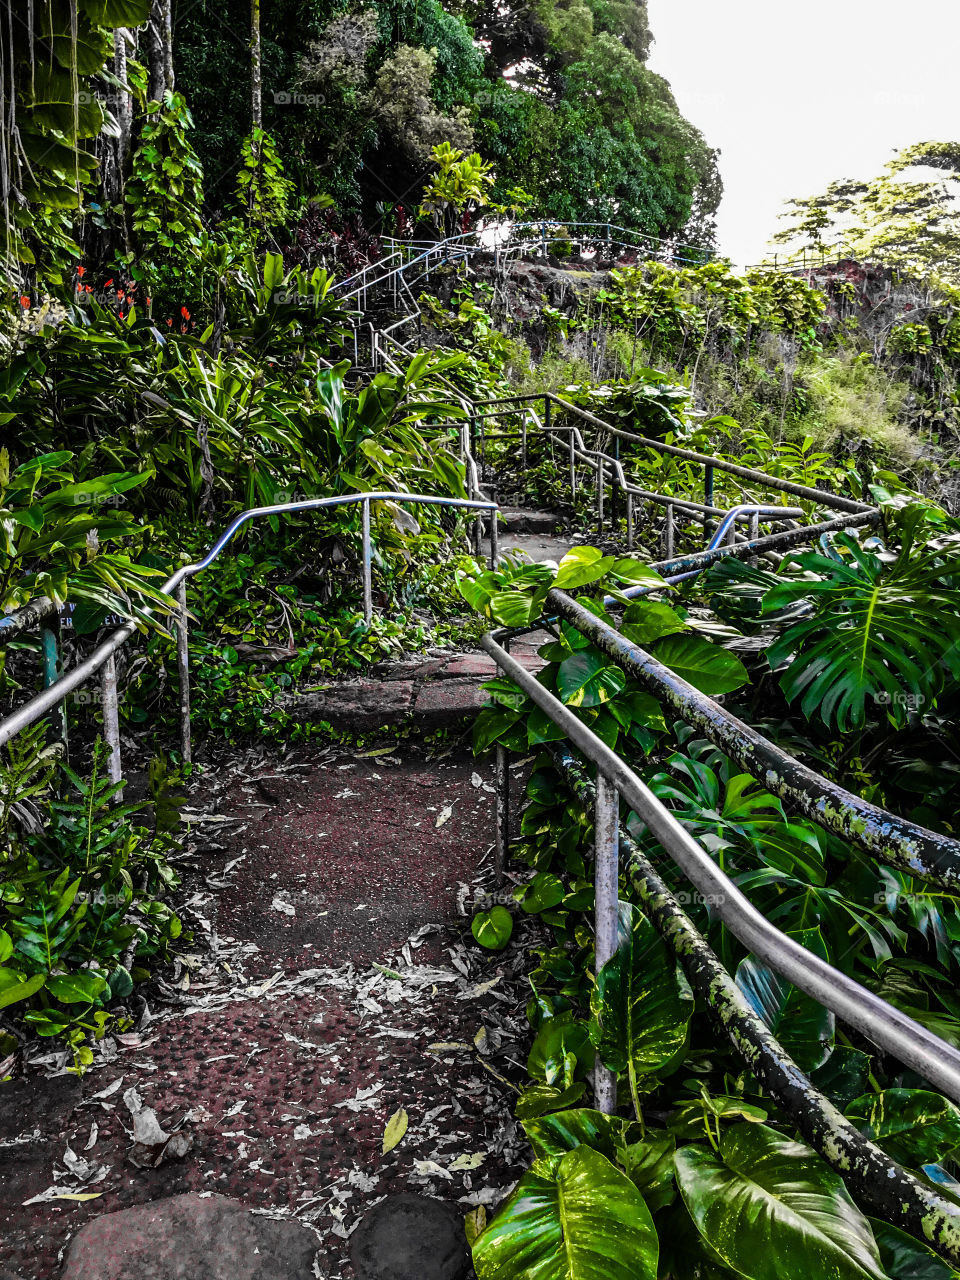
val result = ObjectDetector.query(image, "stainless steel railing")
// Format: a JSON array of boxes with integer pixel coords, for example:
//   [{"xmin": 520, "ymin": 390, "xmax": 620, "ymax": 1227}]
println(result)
[{"xmin": 0, "ymin": 492, "xmax": 498, "ymax": 776}]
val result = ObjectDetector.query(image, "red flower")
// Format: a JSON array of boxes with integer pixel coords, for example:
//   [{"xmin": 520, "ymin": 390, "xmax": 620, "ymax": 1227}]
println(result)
[
  {"xmin": 146, "ymin": 296, "xmax": 152, "ymax": 306},
  {"xmin": 117, "ymin": 290, "xmax": 126, "ymax": 300},
  {"xmin": 166, "ymin": 318, "xmax": 173, "ymax": 326},
  {"xmin": 104, "ymin": 278, "xmax": 114, "ymax": 288},
  {"xmin": 19, "ymin": 295, "xmax": 30, "ymax": 309},
  {"xmin": 84, "ymin": 284, "xmax": 93, "ymax": 293},
  {"xmin": 77, "ymin": 265, "xmax": 86, "ymax": 278},
  {"xmin": 180, "ymin": 306, "xmax": 190, "ymax": 320}
]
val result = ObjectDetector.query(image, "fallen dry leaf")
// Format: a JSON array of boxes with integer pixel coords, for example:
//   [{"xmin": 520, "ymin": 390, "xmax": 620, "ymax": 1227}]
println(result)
[{"xmin": 382, "ymin": 1107, "xmax": 409, "ymax": 1155}]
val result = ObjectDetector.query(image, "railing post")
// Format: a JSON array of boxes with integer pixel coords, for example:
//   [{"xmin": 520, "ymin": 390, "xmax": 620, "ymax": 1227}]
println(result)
[
  {"xmin": 610, "ymin": 437, "xmax": 620, "ymax": 530},
  {"xmin": 663, "ymin": 502, "xmax": 675, "ymax": 558},
  {"xmin": 704, "ymin": 463, "xmax": 714, "ymax": 539},
  {"xmin": 40, "ymin": 623, "xmax": 68, "ymax": 756},
  {"xmin": 176, "ymin": 579, "xmax": 192, "ymax": 765},
  {"xmin": 569, "ymin": 431, "xmax": 577, "ymax": 500},
  {"xmin": 361, "ymin": 498, "xmax": 373, "ymax": 625},
  {"xmin": 101, "ymin": 653, "xmax": 123, "ymax": 791},
  {"xmin": 489, "ymin": 507, "xmax": 499, "ymax": 570},
  {"xmin": 594, "ymin": 773, "xmax": 619, "ymax": 1114},
  {"xmin": 495, "ymin": 743, "xmax": 509, "ymax": 885},
  {"xmin": 626, "ymin": 492, "xmax": 634, "ymax": 550},
  {"xmin": 596, "ymin": 458, "xmax": 604, "ymax": 531},
  {"xmin": 521, "ymin": 419, "xmax": 528, "ymax": 473}
]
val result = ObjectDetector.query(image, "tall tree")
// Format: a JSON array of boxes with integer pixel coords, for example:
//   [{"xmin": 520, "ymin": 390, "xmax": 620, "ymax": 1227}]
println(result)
[
  {"xmin": 771, "ymin": 141, "xmax": 960, "ymax": 284},
  {"xmin": 146, "ymin": 0, "xmax": 174, "ymax": 101},
  {"xmin": 250, "ymin": 0, "xmax": 262, "ymax": 130}
]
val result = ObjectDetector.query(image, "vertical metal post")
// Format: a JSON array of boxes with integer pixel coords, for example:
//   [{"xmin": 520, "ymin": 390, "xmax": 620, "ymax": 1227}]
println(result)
[
  {"xmin": 176, "ymin": 579, "xmax": 192, "ymax": 765},
  {"xmin": 626, "ymin": 493, "xmax": 634, "ymax": 550},
  {"xmin": 101, "ymin": 654, "xmax": 123, "ymax": 790},
  {"xmin": 353, "ymin": 324, "xmax": 359, "ymax": 366},
  {"xmin": 596, "ymin": 459, "xmax": 604, "ymax": 531},
  {"xmin": 663, "ymin": 502, "xmax": 675, "ymax": 559},
  {"xmin": 489, "ymin": 508, "xmax": 499, "ymax": 569},
  {"xmin": 494, "ymin": 636, "xmax": 511, "ymax": 885},
  {"xmin": 361, "ymin": 498, "xmax": 373, "ymax": 625},
  {"xmin": 704, "ymin": 463, "xmax": 715, "ymax": 539},
  {"xmin": 40, "ymin": 624, "xmax": 69, "ymax": 754},
  {"xmin": 727, "ymin": 514, "xmax": 738, "ymax": 547},
  {"xmin": 368, "ymin": 323, "xmax": 376, "ymax": 371},
  {"xmin": 521, "ymin": 420, "xmax": 527, "ymax": 473},
  {"xmin": 748, "ymin": 511, "xmax": 760, "ymax": 565},
  {"xmin": 594, "ymin": 773, "xmax": 620, "ymax": 1114},
  {"xmin": 495, "ymin": 744, "xmax": 509, "ymax": 885},
  {"xmin": 569, "ymin": 432, "xmax": 577, "ymax": 500},
  {"xmin": 610, "ymin": 437, "xmax": 620, "ymax": 530}
]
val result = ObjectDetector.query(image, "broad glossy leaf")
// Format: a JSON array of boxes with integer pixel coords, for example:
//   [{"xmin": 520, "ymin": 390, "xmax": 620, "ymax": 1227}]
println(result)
[
  {"xmin": 554, "ymin": 546, "xmax": 615, "ymax": 590},
  {"xmin": 515, "ymin": 1081, "xmax": 587, "ymax": 1120},
  {"xmin": 676, "ymin": 1123, "xmax": 887, "ymax": 1280},
  {"xmin": 82, "ymin": 0, "xmax": 153, "ymax": 24},
  {"xmin": 869, "ymin": 1218, "xmax": 959, "ymax": 1280},
  {"xmin": 472, "ymin": 907, "xmax": 513, "ymax": 951},
  {"xmin": 621, "ymin": 599, "xmax": 688, "ymax": 646},
  {"xmin": 0, "ymin": 931, "xmax": 11, "ymax": 964},
  {"xmin": 523, "ymin": 1108, "xmax": 643, "ymax": 1163},
  {"xmin": 518, "ymin": 872, "xmax": 566, "ymax": 914},
  {"xmin": 556, "ymin": 650, "xmax": 626, "ymax": 708},
  {"xmin": 0, "ymin": 971, "xmax": 47, "ymax": 1010},
  {"xmin": 472, "ymin": 1146, "xmax": 658, "ymax": 1280},
  {"xmin": 735, "ymin": 927, "xmax": 835, "ymax": 1071},
  {"xmin": 528, "ymin": 1015, "xmax": 595, "ymax": 1086},
  {"xmin": 809, "ymin": 1047, "xmax": 872, "ymax": 1108},
  {"xmin": 846, "ymin": 1089, "xmax": 960, "ymax": 1165},
  {"xmin": 46, "ymin": 971, "xmax": 108, "ymax": 1004},
  {"xmin": 651, "ymin": 632, "xmax": 749, "ymax": 696},
  {"xmin": 606, "ymin": 560, "xmax": 668, "ymax": 590},
  {"xmin": 619, "ymin": 1132, "xmax": 678, "ymax": 1210},
  {"xmin": 590, "ymin": 902, "xmax": 694, "ymax": 1078}
]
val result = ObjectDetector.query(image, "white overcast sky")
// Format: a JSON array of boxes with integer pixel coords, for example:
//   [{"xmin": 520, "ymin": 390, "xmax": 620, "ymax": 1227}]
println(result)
[{"xmin": 646, "ymin": 0, "xmax": 960, "ymax": 266}]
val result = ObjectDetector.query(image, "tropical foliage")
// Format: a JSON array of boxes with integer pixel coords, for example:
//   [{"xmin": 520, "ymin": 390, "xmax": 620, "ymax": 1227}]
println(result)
[{"xmin": 457, "ymin": 528, "xmax": 960, "ymax": 1278}]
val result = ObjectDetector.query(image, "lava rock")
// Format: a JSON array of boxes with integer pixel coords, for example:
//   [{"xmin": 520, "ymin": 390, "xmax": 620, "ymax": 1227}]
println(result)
[
  {"xmin": 60, "ymin": 1193, "xmax": 318, "ymax": 1279},
  {"xmin": 350, "ymin": 1193, "xmax": 469, "ymax": 1280}
]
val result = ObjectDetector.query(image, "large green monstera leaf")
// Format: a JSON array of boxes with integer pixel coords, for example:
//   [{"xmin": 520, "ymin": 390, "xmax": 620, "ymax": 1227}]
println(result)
[{"xmin": 472, "ymin": 1145, "xmax": 658, "ymax": 1280}]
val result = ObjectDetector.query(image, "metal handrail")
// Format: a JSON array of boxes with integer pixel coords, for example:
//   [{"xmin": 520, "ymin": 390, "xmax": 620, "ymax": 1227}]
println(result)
[
  {"xmin": 481, "ymin": 631, "xmax": 960, "ymax": 1104},
  {"xmin": 0, "ymin": 492, "xmax": 499, "ymax": 772}
]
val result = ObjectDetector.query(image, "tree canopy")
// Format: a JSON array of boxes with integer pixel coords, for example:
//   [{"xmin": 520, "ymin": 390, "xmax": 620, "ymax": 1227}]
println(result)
[{"xmin": 771, "ymin": 141, "xmax": 960, "ymax": 284}]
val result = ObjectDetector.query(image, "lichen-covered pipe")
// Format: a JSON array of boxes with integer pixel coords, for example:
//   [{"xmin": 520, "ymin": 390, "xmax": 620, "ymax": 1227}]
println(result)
[
  {"xmin": 547, "ymin": 588, "xmax": 960, "ymax": 891},
  {"xmin": 0, "ymin": 597, "xmax": 58, "ymax": 646},
  {"xmin": 554, "ymin": 747, "xmax": 960, "ymax": 1267}
]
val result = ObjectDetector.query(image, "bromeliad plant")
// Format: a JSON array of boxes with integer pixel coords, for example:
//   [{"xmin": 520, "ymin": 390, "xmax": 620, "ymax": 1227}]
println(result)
[{"xmin": 459, "ymin": 545, "xmax": 960, "ymax": 1280}]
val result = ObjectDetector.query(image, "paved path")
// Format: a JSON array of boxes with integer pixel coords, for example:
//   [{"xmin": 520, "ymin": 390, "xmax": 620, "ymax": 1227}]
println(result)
[{"xmin": 0, "ymin": 745, "xmax": 536, "ymax": 1278}]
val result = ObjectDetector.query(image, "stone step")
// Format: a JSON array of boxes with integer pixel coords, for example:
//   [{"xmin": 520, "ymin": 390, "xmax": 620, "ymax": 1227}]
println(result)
[{"xmin": 497, "ymin": 508, "xmax": 564, "ymax": 535}]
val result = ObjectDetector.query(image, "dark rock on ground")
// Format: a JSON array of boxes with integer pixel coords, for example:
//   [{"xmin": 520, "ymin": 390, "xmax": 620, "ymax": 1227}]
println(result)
[
  {"xmin": 60, "ymin": 1192, "xmax": 318, "ymax": 1279},
  {"xmin": 350, "ymin": 1193, "xmax": 469, "ymax": 1280}
]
